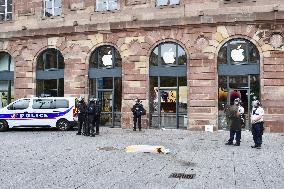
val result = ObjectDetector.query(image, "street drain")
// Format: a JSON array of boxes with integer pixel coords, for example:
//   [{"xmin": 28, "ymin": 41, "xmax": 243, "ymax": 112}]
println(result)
[
  {"xmin": 97, "ymin": 147, "xmax": 118, "ymax": 151},
  {"xmin": 169, "ymin": 173, "xmax": 196, "ymax": 179}
]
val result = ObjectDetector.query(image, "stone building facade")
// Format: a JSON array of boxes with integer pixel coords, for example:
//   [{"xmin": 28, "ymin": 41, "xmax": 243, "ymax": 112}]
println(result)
[{"xmin": 0, "ymin": 0, "xmax": 284, "ymax": 132}]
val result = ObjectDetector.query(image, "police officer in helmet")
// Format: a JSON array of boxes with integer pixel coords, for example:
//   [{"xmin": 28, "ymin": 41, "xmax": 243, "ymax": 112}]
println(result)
[
  {"xmin": 76, "ymin": 96, "xmax": 87, "ymax": 135},
  {"xmin": 86, "ymin": 97, "xmax": 96, "ymax": 137},
  {"xmin": 92, "ymin": 98, "xmax": 101, "ymax": 136},
  {"xmin": 131, "ymin": 98, "xmax": 145, "ymax": 131}
]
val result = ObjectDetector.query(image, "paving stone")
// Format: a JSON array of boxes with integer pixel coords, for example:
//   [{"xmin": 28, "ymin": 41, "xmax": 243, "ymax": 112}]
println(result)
[{"xmin": 0, "ymin": 128, "xmax": 283, "ymax": 189}]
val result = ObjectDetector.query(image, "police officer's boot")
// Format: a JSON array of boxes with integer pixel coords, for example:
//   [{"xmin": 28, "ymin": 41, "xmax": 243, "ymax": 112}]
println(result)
[
  {"xmin": 234, "ymin": 141, "xmax": 240, "ymax": 146},
  {"xmin": 225, "ymin": 141, "xmax": 233, "ymax": 145}
]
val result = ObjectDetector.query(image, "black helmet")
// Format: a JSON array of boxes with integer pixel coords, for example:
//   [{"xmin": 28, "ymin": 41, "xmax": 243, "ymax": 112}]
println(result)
[{"xmin": 78, "ymin": 96, "xmax": 84, "ymax": 102}]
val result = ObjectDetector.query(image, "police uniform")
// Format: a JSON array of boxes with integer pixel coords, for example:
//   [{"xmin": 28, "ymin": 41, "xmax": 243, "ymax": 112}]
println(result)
[
  {"xmin": 131, "ymin": 101, "xmax": 145, "ymax": 131},
  {"xmin": 86, "ymin": 100, "xmax": 96, "ymax": 136},
  {"xmin": 91, "ymin": 100, "xmax": 101, "ymax": 135},
  {"xmin": 76, "ymin": 100, "xmax": 87, "ymax": 135},
  {"xmin": 251, "ymin": 105, "xmax": 264, "ymax": 148}
]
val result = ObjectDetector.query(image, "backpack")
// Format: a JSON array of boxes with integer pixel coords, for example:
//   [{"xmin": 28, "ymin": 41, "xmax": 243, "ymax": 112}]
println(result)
[{"xmin": 88, "ymin": 103, "xmax": 95, "ymax": 114}]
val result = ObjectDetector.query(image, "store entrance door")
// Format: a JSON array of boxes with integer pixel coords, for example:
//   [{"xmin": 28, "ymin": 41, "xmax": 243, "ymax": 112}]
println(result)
[
  {"xmin": 218, "ymin": 75, "xmax": 260, "ymax": 130},
  {"xmin": 159, "ymin": 88, "xmax": 178, "ymax": 128}
]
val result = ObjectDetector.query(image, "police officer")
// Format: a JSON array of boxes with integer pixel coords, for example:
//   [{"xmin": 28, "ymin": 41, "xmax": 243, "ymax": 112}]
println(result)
[
  {"xmin": 92, "ymin": 98, "xmax": 102, "ymax": 136},
  {"xmin": 225, "ymin": 98, "xmax": 242, "ymax": 146},
  {"xmin": 86, "ymin": 97, "xmax": 96, "ymax": 137},
  {"xmin": 76, "ymin": 96, "xmax": 87, "ymax": 135},
  {"xmin": 251, "ymin": 99, "xmax": 264, "ymax": 149},
  {"xmin": 131, "ymin": 98, "xmax": 145, "ymax": 131}
]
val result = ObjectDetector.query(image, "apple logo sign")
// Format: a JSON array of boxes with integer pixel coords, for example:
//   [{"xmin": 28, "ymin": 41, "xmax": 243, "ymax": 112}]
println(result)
[
  {"xmin": 231, "ymin": 45, "xmax": 245, "ymax": 62},
  {"xmin": 102, "ymin": 51, "xmax": 113, "ymax": 68},
  {"xmin": 162, "ymin": 48, "xmax": 175, "ymax": 64}
]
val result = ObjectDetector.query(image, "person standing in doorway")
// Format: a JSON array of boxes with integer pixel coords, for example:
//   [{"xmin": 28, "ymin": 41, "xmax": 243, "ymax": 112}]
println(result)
[
  {"xmin": 76, "ymin": 96, "xmax": 87, "ymax": 135},
  {"xmin": 225, "ymin": 98, "xmax": 242, "ymax": 146},
  {"xmin": 131, "ymin": 98, "xmax": 145, "ymax": 131},
  {"xmin": 251, "ymin": 99, "xmax": 264, "ymax": 149}
]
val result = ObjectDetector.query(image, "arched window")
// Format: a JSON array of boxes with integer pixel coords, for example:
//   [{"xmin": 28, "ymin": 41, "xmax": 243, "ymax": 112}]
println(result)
[
  {"xmin": 89, "ymin": 45, "xmax": 122, "ymax": 127},
  {"xmin": 217, "ymin": 38, "xmax": 260, "ymax": 130},
  {"xmin": 37, "ymin": 48, "xmax": 64, "ymax": 70},
  {"xmin": 36, "ymin": 48, "xmax": 64, "ymax": 97},
  {"xmin": 149, "ymin": 42, "xmax": 187, "ymax": 129},
  {"xmin": 150, "ymin": 42, "xmax": 187, "ymax": 66},
  {"xmin": 0, "ymin": 51, "xmax": 14, "ymax": 107},
  {"xmin": 90, "ymin": 45, "xmax": 121, "ymax": 69},
  {"xmin": 218, "ymin": 38, "xmax": 259, "ymax": 65}
]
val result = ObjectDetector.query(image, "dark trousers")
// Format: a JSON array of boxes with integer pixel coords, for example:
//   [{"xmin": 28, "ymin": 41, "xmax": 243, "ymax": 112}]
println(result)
[
  {"xmin": 85, "ymin": 114, "xmax": 94, "ymax": 135},
  {"xmin": 252, "ymin": 122, "xmax": 264, "ymax": 146},
  {"xmin": 133, "ymin": 115, "xmax": 141, "ymax": 130},
  {"xmin": 91, "ymin": 115, "xmax": 100, "ymax": 134},
  {"xmin": 228, "ymin": 129, "xmax": 241, "ymax": 143},
  {"xmin": 77, "ymin": 115, "xmax": 85, "ymax": 134},
  {"xmin": 89, "ymin": 115, "xmax": 100, "ymax": 135}
]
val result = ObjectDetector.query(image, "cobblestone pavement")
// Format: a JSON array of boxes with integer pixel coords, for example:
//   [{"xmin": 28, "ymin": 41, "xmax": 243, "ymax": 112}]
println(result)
[{"xmin": 0, "ymin": 128, "xmax": 283, "ymax": 189}]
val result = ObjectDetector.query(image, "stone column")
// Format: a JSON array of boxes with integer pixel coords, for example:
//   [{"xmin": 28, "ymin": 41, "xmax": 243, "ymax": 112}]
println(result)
[
  {"xmin": 188, "ymin": 58, "xmax": 218, "ymax": 131},
  {"xmin": 120, "ymin": 36, "xmax": 149, "ymax": 129}
]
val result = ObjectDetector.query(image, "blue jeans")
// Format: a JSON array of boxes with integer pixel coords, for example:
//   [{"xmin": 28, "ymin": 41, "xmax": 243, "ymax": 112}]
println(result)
[{"xmin": 252, "ymin": 122, "xmax": 264, "ymax": 146}]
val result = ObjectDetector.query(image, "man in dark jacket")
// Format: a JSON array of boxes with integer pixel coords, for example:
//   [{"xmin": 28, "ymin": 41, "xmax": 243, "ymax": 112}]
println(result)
[
  {"xmin": 76, "ymin": 96, "xmax": 87, "ymax": 135},
  {"xmin": 92, "ymin": 99, "xmax": 102, "ymax": 136},
  {"xmin": 86, "ymin": 97, "xmax": 96, "ymax": 137},
  {"xmin": 225, "ymin": 98, "xmax": 242, "ymax": 146},
  {"xmin": 131, "ymin": 98, "xmax": 145, "ymax": 131}
]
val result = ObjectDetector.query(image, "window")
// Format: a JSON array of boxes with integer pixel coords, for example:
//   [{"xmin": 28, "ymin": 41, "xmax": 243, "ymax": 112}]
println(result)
[
  {"xmin": 0, "ymin": 52, "xmax": 14, "ymax": 106},
  {"xmin": 53, "ymin": 99, "xmax": 69, "ymax": 108},
  {"xmin": 96, "ymin": 0, "xmax": 118, "ymax": 11},
  {"xmin": 36, "ymin": 49, "xmax": 64, "ymax": 97},
  {"xmin": 0, "ymin": 0, "xmax": 12, "ymax": 21},
  {"xmin": 32, "ymin": 99, "xmax": 53, "ymax": 109},
  {"xmin": 37, "ymin": 48, "xmax": 64, "ymax": 71},
  {"xmin": 43, "ymin": 0, "xmax": 62, "ymax": 17},
  {"xmin": 36, "ymin": 79, "xmax": 64, "ymax": 97},
  {"xmin": 150, "ymin": 42, "xmax": 187, "ymax": 66},
  {"xmin": 90, "ymin": 45, "xmax": 121, "ymax": 68},
  {"xmin": 218, "ymin": 39, "xmax": 259, "ymax": 65},
  {"xmin": 8, "ymin": 99, "xmax": 30, "ymax": 110},
  {"xmin": 156, "ymin": 0, "xmax": 180, "ymax": 7},
  {"xmin": 0, "ymin": 51, "xmax": 14, "ymax": 71}
]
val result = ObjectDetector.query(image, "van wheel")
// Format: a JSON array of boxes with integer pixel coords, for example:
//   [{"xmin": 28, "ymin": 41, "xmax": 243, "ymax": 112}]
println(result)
[
  {"xmin": 0, "ymin": 120, "xmax": 8, "ymax": 132},
  {"xmin": 56, "ymin": 119, "xmax": 71, "ymax": 131}
]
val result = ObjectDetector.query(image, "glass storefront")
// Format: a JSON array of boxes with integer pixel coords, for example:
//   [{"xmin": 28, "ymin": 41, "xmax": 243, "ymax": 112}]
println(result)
[
  {"xmin": 0, "ymin": 52, "xmax": 14, "ymax": 107},
  {"xmin": 218, "ymin": 38, "xmax": 260, "ymax": 130},
  {"xmin": 36, "ymin": 49, "xmax": 64, "ymax": 97},
  {"xmin": 150, "ymin": 76, "xmax": 187, "ymax": 128},
  {"xmin": 149, "ymin": 42, "xmax": 187, "ymax": 128},
  {"xmin": 89, "ymin": 45, "xmax": 122, "ymax": 127},
  {"xmin": 89, "ymin": 77, "xmax": 122, "ymax": 127}
]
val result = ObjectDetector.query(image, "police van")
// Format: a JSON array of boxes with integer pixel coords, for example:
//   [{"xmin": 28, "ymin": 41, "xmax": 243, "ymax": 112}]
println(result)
[{"xmin": 0, "ymin": 97, "xmax": 78, "ymax": 132}]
